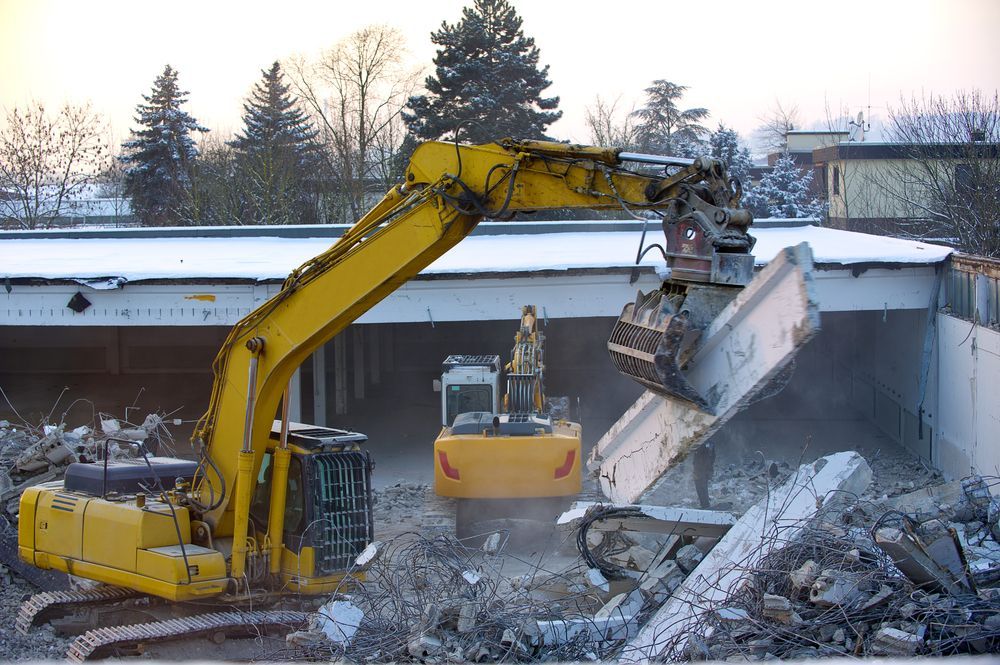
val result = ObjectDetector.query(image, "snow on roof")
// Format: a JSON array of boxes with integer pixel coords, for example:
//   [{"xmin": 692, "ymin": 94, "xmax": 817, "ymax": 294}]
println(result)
[{"xmin": 0, "ymin": 225, "xmax": 952, "ymax": 284}]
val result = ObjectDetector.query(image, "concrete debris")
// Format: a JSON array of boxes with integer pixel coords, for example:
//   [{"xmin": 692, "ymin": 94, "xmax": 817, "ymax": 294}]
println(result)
[
  {"xmin": 624, "ymin": 451, "xmax": 873, "ymax": 661},
  {"xmin": 1, "ymin": 411, "xmax": 175, "ymax": 513},
  {"xmin": 870, "ymin": 626, "xmax": 923, "ymax": 656},
  {"xmin": 789, "ymin": 558, "xmax": 818, "ymax": 591},
  {"xmin": 595, "ymin": 590, "xmax": 643, "ymax": 621},
  {"xmin": 627, "ymin": 472, "xmax": 1000, "ymax": 660},
  {"xmin": 407, "ymin": 634, "xmax": 444, "ymax": 660},
  {"xmin": 354, "ymin": 540, "xmax": 382, "ymax": 569},
  {"xmin": 586, "ymin": 567, "xmax": 610, "ymax": 592},
  {"xmin": 809, "ymin": 569, "xmax": 864, "ymax": 607},
  {"xmin": 761, "ymin": 594, "xmax": 801, "ymax": 625},
  {"xmin": 874, "ymin": 522, "xmax": 972, "ymax": 594},
  {"xmin": 675, "ymin": 544, "xmax": 704, "ymax": 574},
  {"xmin": 314, "ymin": 598, "xmax": 363, "ymax": 645},
  {"xmin": 481, "ymin": 532, "xmax": 502, "ymax": 555}
]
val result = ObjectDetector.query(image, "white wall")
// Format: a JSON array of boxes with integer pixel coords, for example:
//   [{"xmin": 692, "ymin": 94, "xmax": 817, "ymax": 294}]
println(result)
[{"xmin": 935, "ymin": 314, "xmax": 1000, "ymax": 478}]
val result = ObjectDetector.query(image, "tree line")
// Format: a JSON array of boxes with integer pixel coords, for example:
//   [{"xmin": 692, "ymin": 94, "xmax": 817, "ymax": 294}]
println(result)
[{"xmin": 0, "ymin": 0, "xmax": 995, "ymax": 256}]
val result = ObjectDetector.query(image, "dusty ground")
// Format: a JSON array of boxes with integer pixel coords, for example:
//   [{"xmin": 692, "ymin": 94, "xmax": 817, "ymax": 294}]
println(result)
[{"xmin": 0, "ymin": 415, "xmax": 950, "ymax": 661}]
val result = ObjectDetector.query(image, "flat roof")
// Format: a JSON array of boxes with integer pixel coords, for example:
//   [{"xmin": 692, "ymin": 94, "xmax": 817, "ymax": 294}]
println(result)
[{"xmin": 0, "ymin": 223, "xmax": 953, "ymax": 285}]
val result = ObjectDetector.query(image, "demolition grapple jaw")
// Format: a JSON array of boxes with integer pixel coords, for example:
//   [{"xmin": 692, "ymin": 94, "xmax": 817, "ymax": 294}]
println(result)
[
  {"xmin": 608, "ymin": 153, "xmax": 756, "ymax": 412},
  {"xmin": 608, "ymin": 293, "xmax": 712, "ymax": 413}
]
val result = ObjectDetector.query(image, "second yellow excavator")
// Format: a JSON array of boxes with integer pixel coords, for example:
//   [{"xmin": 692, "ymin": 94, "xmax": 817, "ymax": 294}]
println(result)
[{"xmin": 434, "ymin": 305, "xmax": 581, "ymax": 532}]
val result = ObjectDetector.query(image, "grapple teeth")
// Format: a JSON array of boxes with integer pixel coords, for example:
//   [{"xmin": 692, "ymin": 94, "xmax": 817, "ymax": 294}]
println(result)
[{"xmin": 607, "ymin": 291, "xmax": 713, "ymax": 413}]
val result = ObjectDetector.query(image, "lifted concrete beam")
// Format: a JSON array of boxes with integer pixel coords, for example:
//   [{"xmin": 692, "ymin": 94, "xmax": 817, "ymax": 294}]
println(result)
[
  {"xmin": 589, "ymin": 242, "xmax": 821, "ymax": 504},
  {"xmin": 620, "ymin": 451, "xmax": 873, "ymax": 663}
]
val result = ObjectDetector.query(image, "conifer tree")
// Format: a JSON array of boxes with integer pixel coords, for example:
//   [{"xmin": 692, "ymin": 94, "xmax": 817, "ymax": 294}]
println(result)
[
  {"xmin": 709, "ymin": 123, "xmax": 754, "ymax": 199},
  {"xmin": 121, "ymin": 65, "xmax": 206, "ymax": 226},
  {"xmin": 230, "ymin": 61, "xmax": 319, "ymax": 225},
  {"xmin": 743, "ymin": 153, "xmax": 825, "ymax": 219},
  {"xmin": 403, "ymin": 0, "xmax": 561, "ymax": 143},
  {"xmin": 632, "ymin": 80, "xmax": 709, "ymax": 156}
]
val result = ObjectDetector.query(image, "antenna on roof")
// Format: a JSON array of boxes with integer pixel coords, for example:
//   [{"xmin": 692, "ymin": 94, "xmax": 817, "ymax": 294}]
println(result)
[{"xmin": 848, "ymin": 111, "xmax": 866, "ymax": 142}]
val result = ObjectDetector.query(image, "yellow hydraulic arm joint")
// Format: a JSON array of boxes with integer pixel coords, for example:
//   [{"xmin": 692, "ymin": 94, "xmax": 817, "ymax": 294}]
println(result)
[
  {"xmin": 230, "ymin": 336, "xmax": 264, "ymax": 584},
  {"xmin": 266, "ymin": 385, "xmax": 293, "ymax": 575}
]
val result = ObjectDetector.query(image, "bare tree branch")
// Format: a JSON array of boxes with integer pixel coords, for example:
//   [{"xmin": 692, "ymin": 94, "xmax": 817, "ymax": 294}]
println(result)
[{"xmin": 0, "ymin": 102, "xmax": 108, "ymax": 229}]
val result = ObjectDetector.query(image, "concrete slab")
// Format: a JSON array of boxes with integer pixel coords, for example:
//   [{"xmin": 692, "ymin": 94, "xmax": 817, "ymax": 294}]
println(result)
[
  {"xmin": 619, "ymin": 450, "xmax": 872, "ymax": 663},
  {"xmin": 589, "ymin": 243, "xmax": 821, "ymax": 504}
]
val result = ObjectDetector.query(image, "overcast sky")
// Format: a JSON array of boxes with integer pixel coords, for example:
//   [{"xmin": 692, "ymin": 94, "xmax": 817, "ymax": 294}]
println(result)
[{"xmin": 2, "ymin": 0, "xmax": 998, "ymax": 146}]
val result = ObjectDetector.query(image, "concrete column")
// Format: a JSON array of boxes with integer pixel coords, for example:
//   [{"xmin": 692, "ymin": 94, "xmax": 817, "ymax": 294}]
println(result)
[{"xmin": 312, "ymin": 345, "xmax": 326, "ymax": 427}]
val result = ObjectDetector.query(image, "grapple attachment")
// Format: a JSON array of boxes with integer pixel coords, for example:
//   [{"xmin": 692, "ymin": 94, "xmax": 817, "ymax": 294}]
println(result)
[{"xmin": 608, "ymin": 288, "xmax": 711, "ymax": 413}]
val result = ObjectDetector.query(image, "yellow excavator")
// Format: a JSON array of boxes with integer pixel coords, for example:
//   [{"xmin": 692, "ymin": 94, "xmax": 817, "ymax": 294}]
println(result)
[
  {"xmin": 16, "ymin": 138, "xmax": 755, "ymax": 654},
  {"xmin": 434, "ymin": 305, "xmax": 582, "ymax": 534}
]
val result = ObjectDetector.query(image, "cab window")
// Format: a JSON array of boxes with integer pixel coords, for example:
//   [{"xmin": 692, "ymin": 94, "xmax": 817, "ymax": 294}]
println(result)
[{"xmin": 446, "ymin": 384, "xmax": 493, "ymax": 425}]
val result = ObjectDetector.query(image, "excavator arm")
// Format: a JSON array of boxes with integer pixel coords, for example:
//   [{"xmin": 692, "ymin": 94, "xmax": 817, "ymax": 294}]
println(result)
[{"xmin": 187, "ymin": 139, "xmax": 755, "ymax": 578}]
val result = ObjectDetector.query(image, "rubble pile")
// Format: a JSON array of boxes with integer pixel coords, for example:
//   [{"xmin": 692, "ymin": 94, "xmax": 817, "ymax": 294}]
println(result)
[
  {"xmin": 0, "ymin": 413, "xmax": 176, "ymax": 521},
  {"xmin": 285, "ymin": 533, "xmax": 614, "ymax": 662},
  {"xmin": 669, "ymin": 476, "xmax": 1000, "ymax": 659}
]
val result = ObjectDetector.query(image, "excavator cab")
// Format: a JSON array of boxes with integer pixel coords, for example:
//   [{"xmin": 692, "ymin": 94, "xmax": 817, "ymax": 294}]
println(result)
[{"xmin": 250, "ymin": 423, "xmax": 374, "ymax": 586}]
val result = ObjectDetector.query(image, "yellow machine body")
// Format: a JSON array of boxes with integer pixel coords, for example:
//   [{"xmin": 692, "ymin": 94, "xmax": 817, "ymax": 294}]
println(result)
[
  {"xmin": 434, "ymin": 420, "xmax": 582, "ymax": 498},
  {"xmin": 18, "ymin": 484, "xmax": 228, "ymax": 601}
]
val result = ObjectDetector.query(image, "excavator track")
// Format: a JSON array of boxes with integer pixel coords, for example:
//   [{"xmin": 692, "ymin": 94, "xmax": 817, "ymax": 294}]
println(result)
[
  {"xmin": 65, "ymin": 609, "xmax": 309, "ymax": 662},
  {"xmin": 16, "ymin": 585, "xmax": 141, "ymax": 635}
]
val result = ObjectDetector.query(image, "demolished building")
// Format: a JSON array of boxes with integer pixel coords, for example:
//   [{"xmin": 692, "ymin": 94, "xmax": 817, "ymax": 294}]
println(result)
[{"xmin": 1, "ymin": 220, "xmax": 998, "ymax": 660}]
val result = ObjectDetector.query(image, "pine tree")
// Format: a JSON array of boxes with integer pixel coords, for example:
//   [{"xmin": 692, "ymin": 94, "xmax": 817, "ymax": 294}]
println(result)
[
  {"xmin": 229, "ymin": 61, "xmax": 319, "ymax": 225},
  {"xmin": 631, "ymin": 80, "xmax": 709, "ymax": 156},
  {"xmin": 403, "ymin": 0, "xmax": 561, "ymax": 143},
  {"xmin": 121, "ymin": 65, "xmax": 207, "ymax": 226},
  {"xmin": 709, "ymin": 123, "xmax": 754, "ymax": 203},
  {"xmin": 743, "ymin": 153, "xmax": 825, "ymax": 219}
]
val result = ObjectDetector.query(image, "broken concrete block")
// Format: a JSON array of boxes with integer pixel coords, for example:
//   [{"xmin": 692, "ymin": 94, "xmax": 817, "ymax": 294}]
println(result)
[
  {"xmin": 585, "ymin": 567, "xmax": 610, "ymax": 593},
  {"xmin": 617, "ymin": 545, "xmax": 657, "ymax": 572},
  {"xmin": 596, "ymin": 590, "xmax": 643, "ymax": 621},
  {"xmin": 408, "ymin": 634, "xmax": 444, "ymax": 659},
  {"xmin": 789, "ymin": 559, "xmax": 818, "ymax": 591},
  {"xmin": 535, "ymin": 616, "xmax": 637, "ymax": 646},
  {"xmin": 354, "ymin": 540, "xmax": 382, "ymax": 569},
  {"xmin": 500, "ymin": 628, "xmax": 527, "ymax": 654},
  {"xmin": 590, "ymin": 243, "xmax": 821, "ymax": 504},
  {"xmin": 870, "ymin": 627, "xmax": 922, "ymax": 656},
  {"xmin": 675, "ymin": 544, "xmax": 704, "ymax": 574},
  {"xmin": 861, "ymin": 584, "xmax": 893, "ymax": 610},
  {"xmin": 314, "ymin": 599, "xmax": 363, "ymax": 645},
  {"xmin": 875, "ymin": 524, "xmax": 971, "ymax": 593},
  {"xmin": 638, "ymin": 576, "xmax": 668, "ymax": 605},
  {"xmin": 457, "ymin": 602, "xmax": 478, "ymax": 633},
  {"xmin": 762, "ymin": 594, "xmax": 801, "ymax": 625},
  {"xmin": 715, "ymin": 607, "xmax": 749, "ymax": 624},
  {"xmin": 415, "ymin": 603, "xmax": 442, "ymax": 634},
  {"xmin": 809, "ymin": 570, "xmax": 863, "ymax": 607},
  {"xmin": 481, "ymin": 532, "xmax": 502, "ymax": 555}
]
